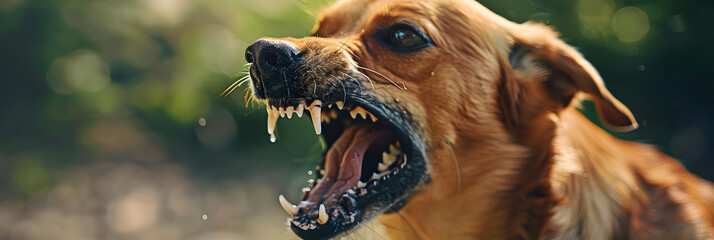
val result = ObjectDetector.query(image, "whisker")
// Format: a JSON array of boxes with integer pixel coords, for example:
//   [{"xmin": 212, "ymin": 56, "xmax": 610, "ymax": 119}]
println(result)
[
  {"xmin": 335, "ymin": 76, "xmax": 348, "ymax": 103},
  {"xmin": 218, "ymin": 74, "xmax": 251, "ymax": 98},
  {"xmin": 356, "ymin": 66, "xmax": 407, "ymax": 91},
  {"xmin": 335, "ymin": 40, "xmax": 348, "ymax": 54},
  {"xmin": 343, "ymin": 72, "xmax": 364, "ymax": 96},
  {"xmin": 352, "ymin": 70, "xmax": 376, "ymax": 90}
]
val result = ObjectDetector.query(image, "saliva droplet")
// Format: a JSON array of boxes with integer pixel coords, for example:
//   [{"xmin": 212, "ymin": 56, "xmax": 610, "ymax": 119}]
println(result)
[{"xmin": 270, "ymin": 133, "xmax": 276, "ymax": 143}]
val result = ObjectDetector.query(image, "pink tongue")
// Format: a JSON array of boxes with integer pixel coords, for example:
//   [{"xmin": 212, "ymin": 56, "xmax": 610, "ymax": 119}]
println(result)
[{"xmin": 305, "ymin": 123, "xmax": 391, "ymax": 206}]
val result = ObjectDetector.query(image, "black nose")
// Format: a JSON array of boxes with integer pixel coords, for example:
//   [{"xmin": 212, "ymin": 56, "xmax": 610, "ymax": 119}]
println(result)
[{"xmin": 245, "ymin": 39, "xmax": 301, "ymax": 98}]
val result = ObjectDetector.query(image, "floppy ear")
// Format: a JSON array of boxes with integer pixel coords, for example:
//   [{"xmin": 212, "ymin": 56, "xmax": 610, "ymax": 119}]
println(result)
[{"xmin": 507, "ymin": 22, "xmax": 638, "ymax": 132}]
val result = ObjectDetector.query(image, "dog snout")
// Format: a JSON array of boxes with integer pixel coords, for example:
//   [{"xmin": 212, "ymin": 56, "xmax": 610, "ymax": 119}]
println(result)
[{"xmin": 246, "ymin": 39, "xmax": 301, "ymax": 98}]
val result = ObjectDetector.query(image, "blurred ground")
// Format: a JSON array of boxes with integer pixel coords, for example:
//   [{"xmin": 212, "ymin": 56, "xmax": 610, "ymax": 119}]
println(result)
[{"xmin": 0, "ymin": 0, "xmax": 712, "ymax": 239}]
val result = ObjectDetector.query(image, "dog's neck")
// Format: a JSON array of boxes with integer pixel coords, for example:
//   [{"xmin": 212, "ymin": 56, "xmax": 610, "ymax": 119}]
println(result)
[{"xmin": 379, "ymin": 107, "xmax": 637, "ymax": 239}]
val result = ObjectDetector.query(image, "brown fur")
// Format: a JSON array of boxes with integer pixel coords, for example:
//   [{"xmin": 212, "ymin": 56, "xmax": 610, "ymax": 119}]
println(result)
[{"xmin": 266, "ymin": 0, "xmax": 714, "ymax": 238}]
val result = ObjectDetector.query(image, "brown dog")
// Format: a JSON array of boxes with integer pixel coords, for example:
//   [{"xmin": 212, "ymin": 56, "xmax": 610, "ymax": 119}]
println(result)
[{"xmin": 240, "ymin": 0, "xmax": 714, "ymax": 239}]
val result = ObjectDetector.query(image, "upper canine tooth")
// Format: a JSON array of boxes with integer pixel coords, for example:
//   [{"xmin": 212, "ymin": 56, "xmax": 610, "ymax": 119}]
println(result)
[
  {"xmin": 335, "ymin": 101, "xmax": 344, "ymax": 110},
  {"xmin": 296, "ymin": 104, "xmax": 304, "ymax": 118},
  {"xmin": 279, "ymin": 107, "xmax": 286, "ymax": 118},
  {"xmin": 272, "ymin": 106, "xmax": 279, "ymax": 118},
  {"xmin": 278, "ymin": 195, "xmax": 298, "ymax": 216},
  {"xmin": 318, "ymin": 204, "xmax": 328, "ymax": 224},
  {"xmin": 308, "ymin": 100, "xmax": 322, "ymax": 134},
  {"xmin": 267, "ymin": 108, "xmax": 278, "ymax": 135},
  {"xmin": 383, "ymin": 152, "xmax": 396, "ymax": 165},
  {"xmin": 286, "ymin": 106, "xmax": 295, "ymax": 119}
]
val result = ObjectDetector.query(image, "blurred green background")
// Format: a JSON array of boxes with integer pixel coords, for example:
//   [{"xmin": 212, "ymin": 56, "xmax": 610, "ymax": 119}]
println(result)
[{"xmin": 0, "ymin": 0, "xmax": 711, "ymax": 239}]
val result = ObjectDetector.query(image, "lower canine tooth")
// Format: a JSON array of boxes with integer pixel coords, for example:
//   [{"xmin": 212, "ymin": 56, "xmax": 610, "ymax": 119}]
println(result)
[
  {"xmin": 318, "ymin": 204, "xmax": 328, "ymax": 224},
  {"xmin": 278, "ymin": 195, "xmax": 298, "ymax": 216}
]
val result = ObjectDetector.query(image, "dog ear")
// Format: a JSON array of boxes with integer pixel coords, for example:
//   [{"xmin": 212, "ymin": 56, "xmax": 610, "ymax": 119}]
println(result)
[{"xmin": 507, "ymin": 23, "xmax": 637, "ymax": 132}]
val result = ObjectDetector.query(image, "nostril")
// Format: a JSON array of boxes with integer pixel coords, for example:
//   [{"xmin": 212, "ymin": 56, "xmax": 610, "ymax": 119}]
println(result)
[
  {"xmin": 264, "ymin": 46, "xmax": 295, "ymax": 68},
  {"xmin": 245, "ymin": 50, "xmax": 254, "ymax": 63}
]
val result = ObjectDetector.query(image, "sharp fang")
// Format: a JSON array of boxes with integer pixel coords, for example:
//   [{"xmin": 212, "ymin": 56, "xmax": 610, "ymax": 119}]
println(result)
[
  {"xmin": 318, "ymin": 204, "xmax": 328, "ymax": 224},
  {"xmin": 336, "ymin": 101, "xmax": 344, "ymax": 110},
  {"xmin": 383, "ymin": 152, "xmax": 397, "ymax": 165},
  {"xmin": 357, "ymin": 181, "xmax": 367, "ymax": 188},
  {"xmin": 308, "ymin": 100, "xmax": 322, "ymax": 134},
  {"xmin": 279, "ymin": 107, "xmax": 286, "ymax": 118},
  {"xmin": 278, "ymin": 195, "xmax": 298, "ymax": 216},
  {"xmin": 296, "ymin": 104, "xmax": 304, "ymax": 118},
  {"xmin": 268, "ymin": 108, "xmax": 278, "ymax": 135},
  {"xmin": 347, "ymin": 189, "xmax": 356, "ymax": 195},
  {"xmin": 286, "ymin": 106, "xmax": 294, "ymax": 119},
  {"xmin": 378, "ymin": 162, "xmax": 388, "ymax": 172},
  {"xmin": 328, "ymin": 103, "xmax": 333, "ymax": 108},
  {"xmin": 272, "ymin": 106, "xmax": 279, "ymax": 118},
  {"xmin": 389, "ymin": 144, "xmax": 401, "ymax": 155}
]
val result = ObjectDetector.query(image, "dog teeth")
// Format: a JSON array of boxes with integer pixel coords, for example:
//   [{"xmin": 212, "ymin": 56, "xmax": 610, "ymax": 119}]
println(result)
[
  {"xmin": 278, "ymin": 195, "xmax": 298, "ymax": 216},
  {"xmin": 349, "ymin": 107, "xmax": 367, "ymax": 119},
  {"xmin": 371, "ymin": 172, "xmax": 388, "ymax": 180},
  {"xmin": 367, "ymin": 113, "xmax": 378, "ymax": 122},
  {"xmin": 357, "ymin": 181, "xmax": 367, "ymax": 188},
  {"xmin": 267, "ymin": 106, "xmax": 278, "ymax": 135},
  {"xmin": 377, "ymin": 162, "xmax": 388, "ymax": 172},
  {"xmin": 296, "ymin": 104, "xmax": 304, "ymax": 117},
  {"xmin": 279, "ymin": 107, "xmax": 286, "ymax": 118},
  {"xmin": 318, "ymin": 204, "xmax": 328, "ymax": 224},
  {"xmin": 389, "ymin": 143, "xmax": 401, "ymax": 155},
  {"xmin": 335, "ymin": 101, "xmax": 344, "ymax": 110},
  {"xmin": 308, "ymin": 100, "xmax": 322, "ymax": 134},
  {"xmin": 286, "ymin": 106, "xmax": 295, "ymax": 119},
  {"xmin": 382, "ymin": 152, "xmax": 397, "ymax": 165}
]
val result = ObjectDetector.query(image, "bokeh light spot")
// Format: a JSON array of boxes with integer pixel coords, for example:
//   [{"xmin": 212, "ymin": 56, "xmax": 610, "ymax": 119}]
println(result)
[
  {"xmin": 108, "ymin": 188, "xmax": 159, "ymax": 233},
  {"xmin": 11, "ymin": 158, "xmax": 51, "ymax": 196},
  {"xmin": 577, "ymin": 0, "xmax": 614, "ymax": 38},
  {"xmin": 612, "ymin": 6, "xmax": 650, "ymax": 43},
  {"xmin": 68, "ymin": 50, "xmax": 111, "ymax": 92}
]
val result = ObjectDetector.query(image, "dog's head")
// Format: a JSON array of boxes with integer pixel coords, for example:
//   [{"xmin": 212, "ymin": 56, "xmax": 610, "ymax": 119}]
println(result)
[{"xmin": 243, "ymin": 0, "xmax": 636, "ymax": 238}]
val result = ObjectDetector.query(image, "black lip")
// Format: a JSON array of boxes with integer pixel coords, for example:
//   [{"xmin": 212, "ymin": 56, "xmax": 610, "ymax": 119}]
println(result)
[{"xmin": 284, "ymin": 75, "xmax": 429, "ymax": 240}]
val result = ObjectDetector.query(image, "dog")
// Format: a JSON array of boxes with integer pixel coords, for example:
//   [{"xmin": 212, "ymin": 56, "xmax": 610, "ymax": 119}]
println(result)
[{"xmin": 239, "ymin": 0, "xmax": 714, "ymax": 239}]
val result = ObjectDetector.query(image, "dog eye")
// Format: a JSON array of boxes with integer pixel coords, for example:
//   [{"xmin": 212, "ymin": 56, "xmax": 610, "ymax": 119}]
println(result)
[{"xmin": 380, "ymin": 25, "xmax": 430, "ymax": 51}]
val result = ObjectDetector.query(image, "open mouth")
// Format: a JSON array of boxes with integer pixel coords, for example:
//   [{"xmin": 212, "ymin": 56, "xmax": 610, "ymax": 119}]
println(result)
[{"xmin": 259, "ymin": 78, "xmax": 428, "ymax": 240}]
